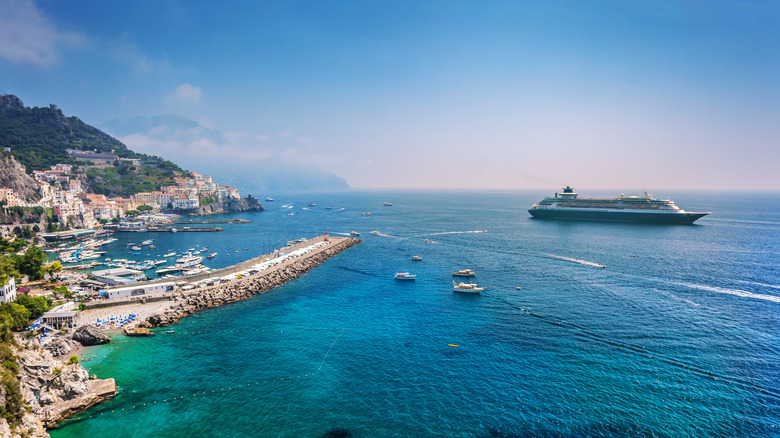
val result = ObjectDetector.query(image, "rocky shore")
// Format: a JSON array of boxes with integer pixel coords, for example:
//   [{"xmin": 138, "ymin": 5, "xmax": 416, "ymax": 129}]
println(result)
[
  {"xmin": 140, "ymin": 237, "xmax": 360, "ymax": 328},
  {"xmin": 0, "ymin": 342, "xmax": 117, "ymax": 438}
]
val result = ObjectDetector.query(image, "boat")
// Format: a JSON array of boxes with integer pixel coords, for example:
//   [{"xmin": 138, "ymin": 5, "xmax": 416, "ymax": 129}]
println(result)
[
  {"xmin": 369, "ymin": 231, "xmax": 381, "ymax": 236},
  {"xmin": 453, "ymin": 281, "xmax": 484, "ymax": 294},
  {"xmin": 170, "ymin": 227, "xmax": 177, "ymax": 233},
  {"xmin": 308, "ymin": 203, "xmax": 316, "ymax": 206},
  {"xmin": 350, "ymin": 231, "xmax": 360, "ymax": 236},
  {"xmin": 453, "ymin": 269, "xmax": 476, "ymax": 277},
  {"xmin": 326, "ymin": 206, "xmax": 332, "ymax": 210},
  {"xmin": 163, "ymin": 252, "xmax": 176, "ymax": 257},
  {"xmin": 265, "ymin": 197, "xmax": 275, "ymax": 201},
  {"xmin": 411, "ymin": 256, "xmax": 422, "ymax": 261},
  {"xmin": 175, "ymin": 253, "xmax": 204, "ymax": 268},
  {"xmin": 394, "ymin": 272, "xmax": 416, "ymax": 280},
  {"xmin": 207, "ymin": 253, "xmax": 217, "ymax": 259},
  {"xmin": 528, "ymin": 186, "xmax": 710, "ymax": 224},
  {"xmin": 165, "ymin": 330, "xmax": 175, "ymax": 334},
  {"xmin": 384, "ymin": 202, "xmax": 392, "ymax": 206},
  {"xmin": 130, "ymin": 246, "xmax": 142, "ymax": 251}
]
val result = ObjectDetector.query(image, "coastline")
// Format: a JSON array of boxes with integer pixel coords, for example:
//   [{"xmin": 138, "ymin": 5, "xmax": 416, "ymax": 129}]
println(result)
[{"xmin": 13, "ymin": 236, "xmax": 359, "ymax": 437}]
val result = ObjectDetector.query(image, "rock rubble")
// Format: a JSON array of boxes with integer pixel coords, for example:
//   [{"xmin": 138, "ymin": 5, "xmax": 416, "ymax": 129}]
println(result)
[{"xmin": 141, "ymin": 238, "xmax": 360, "ymax": 328}]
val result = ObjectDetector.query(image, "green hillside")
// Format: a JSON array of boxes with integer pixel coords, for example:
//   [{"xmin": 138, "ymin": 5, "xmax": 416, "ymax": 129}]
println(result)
[{"xmin": 0, "ymin": 94, "xmax": 185, "ymax": 197}]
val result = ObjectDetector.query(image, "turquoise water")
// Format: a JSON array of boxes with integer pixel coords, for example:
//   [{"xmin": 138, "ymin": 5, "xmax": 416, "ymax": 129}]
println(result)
[{"xmin": 51, "ymin": 191, "xmax": 780, "ymax": 437}]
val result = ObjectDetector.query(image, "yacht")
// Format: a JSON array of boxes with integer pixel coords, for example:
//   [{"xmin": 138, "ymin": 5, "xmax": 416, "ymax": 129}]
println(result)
[
  {"xmin": 453, "ymin": 282, "xmax": 484, "ymax": 294},
  {"xmin": 453, "ymin": 269, "xmax": 476, "ymax": 277},
  {"xmin": 175, "ymin": 253, "xmax": 204, "ymax": 268},
  {"xmin": 411, "ymin": 256, "xmax": 423, "ymax": 261},
  {"xmin": 207, "ymin": 253, "xmax": 217, "ymax": 259},
  {"xmin": 394, "ymin": 272, "xmax": 416, "ymax": 280},
  {"xmin": 163, "ymin": 252, "xmax": 176, "ymax": 257}
]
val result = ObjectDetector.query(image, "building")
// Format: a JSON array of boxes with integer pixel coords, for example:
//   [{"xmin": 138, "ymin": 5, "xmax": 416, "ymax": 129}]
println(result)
[
  {"xmin": 0, "ymin": 188, "xmax": 19, "ymax": 207},
  {"xmin": 172, "ymin": 196, "xmax": 199, "ymax": 210},
  {"xmin": 41, "ymin": 302, "xmax": 79, "ymax": 328},
  {"xmin": 0, "ymin": 277, "xmax": 17, "ymax": 303},
  {"xmin": 91, "ymin": 268, "xmax": 145, "ymax": 286},
  {"xmin": 105, "ymin": 282, "xmax": 176, "ymax": 300},
  {"xmin": 132, "ymin": 192, "xmax": 161, "ymax": 208},
  {"xmin": 66, "ymin": 149, "xmax": 118, "ymax": 165}
]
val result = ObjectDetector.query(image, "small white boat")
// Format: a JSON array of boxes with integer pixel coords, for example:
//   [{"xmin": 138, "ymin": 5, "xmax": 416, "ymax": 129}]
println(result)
[
  {"xmin": 369, "ymin": 231, "xmax": 381, "ymax": 236},
  {"xmin": 163, "ymin": 252, "xmax": 176, "ymax": 257},
  {"xmin": 131, "ymin": 246, "xmax": 142, "ymax": 251},
  {"xmin": 265, "ymin": 197, "xmax": 274, "ymax": 201},
  {"xmin": 394, "ymin": 272, "xmax": 416, "ymax": 280},
  {"xmin": 453, "ymin": 269, "xmax": 476, "ymax": 277},
  {"xmin": 350, "ymin": 231, "xmax": 360, "ymax": 236},
  {"xmin": 453, "ymin": 282, "xmax": 484, "ymax": 294},
  {"xmin": 384, "ymin": 202, "xmax": 392, "ymax": 206},
  {"xmin": 207, "ymin": 253, "xmax": 217, "ymax": 259},
  {"xmin": 411, "ymin": 256, "xmax": 422, "ymax": 261}
]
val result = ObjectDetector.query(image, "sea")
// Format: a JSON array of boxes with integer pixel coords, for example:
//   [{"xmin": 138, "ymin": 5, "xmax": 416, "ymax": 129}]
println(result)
[{"xmin": 49, "ymin": 190, "xmax": 780, "ymax": 438}]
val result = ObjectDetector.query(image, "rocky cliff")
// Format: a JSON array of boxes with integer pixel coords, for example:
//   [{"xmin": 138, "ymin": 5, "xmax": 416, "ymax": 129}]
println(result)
[
  {"xmin": 0, "ymin": 342, "xmax": 117, "ymax": 438},
  {"xmin": 164, "ymin": 195, "xmax": 265, "ymax": 216},
  {"xmin": 0, "ymin": 152, "xmax": 40, "ymax": 201}
]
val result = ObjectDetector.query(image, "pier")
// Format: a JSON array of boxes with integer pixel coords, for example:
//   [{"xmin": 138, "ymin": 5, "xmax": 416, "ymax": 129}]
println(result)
[{"xmin": 82, "ymin": 236, "xmax": 360, "ymax": 319}]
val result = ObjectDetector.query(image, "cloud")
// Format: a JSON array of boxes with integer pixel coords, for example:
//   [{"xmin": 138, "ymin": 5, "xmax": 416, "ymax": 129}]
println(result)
[
  {"xmin": 167, "ymin": 83, "xmax": 202, "ymax": 104},
  {"xmin": 0, "ymin": 0, "xmax": 84, "ymax": 66}
]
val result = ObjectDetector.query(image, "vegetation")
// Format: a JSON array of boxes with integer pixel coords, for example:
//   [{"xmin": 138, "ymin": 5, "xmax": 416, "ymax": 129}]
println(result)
[
  {"xmin": 67, "ymin": 355, "xmax": 79, "ymax": 365},
  {"xmin": 84, "ymin": 162, "xmax": 180, "ymax": 197},
  {"xmin": 137, "ymin": 204, "xmax": 153, "ymax": 212},
  {"xmin": 0, "ymin": 100, "xmax": 184, "ymax": 197},
  {"xmin": 200, "ymin": 195, "xmax": 218, "ymax": 205}
]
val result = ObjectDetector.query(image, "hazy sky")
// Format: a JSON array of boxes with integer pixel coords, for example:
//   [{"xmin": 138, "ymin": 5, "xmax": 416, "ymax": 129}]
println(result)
[{"xmin": 1, "ymin": 0, "xmax": 778, "ymax": 191}]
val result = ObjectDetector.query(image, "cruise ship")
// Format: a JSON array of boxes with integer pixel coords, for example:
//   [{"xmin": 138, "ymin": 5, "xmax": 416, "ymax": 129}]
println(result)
[{"xmin": 528, "ymin": 186, "xmax": 709, "ymax": 224}]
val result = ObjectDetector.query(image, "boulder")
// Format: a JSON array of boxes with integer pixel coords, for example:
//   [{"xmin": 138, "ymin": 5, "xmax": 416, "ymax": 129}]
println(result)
[
  {"xmin": 71, "ymin": 325, "xmax": 110, "ymax": 346},
  {"xmin": 46, "ymin": 337, "xmax": 74, "ymax": 357}
]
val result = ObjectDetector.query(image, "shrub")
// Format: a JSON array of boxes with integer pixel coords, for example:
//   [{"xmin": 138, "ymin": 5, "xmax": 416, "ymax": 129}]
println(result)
[{"xmin": 67, "ymin": 355, "xmax": 79, "ymax": 365}]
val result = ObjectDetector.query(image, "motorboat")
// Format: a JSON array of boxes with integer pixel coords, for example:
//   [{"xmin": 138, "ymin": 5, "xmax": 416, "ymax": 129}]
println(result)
[
  {"xmin": 369, "ymin": 231, "xmax": 381, "ymax": 236},
  {"xmin": 394, "ymin": 272, "xmax": 416, "ymax": 280},
  {"xmin": 453, "ymin": 282, "xmax": 484, "ymax": 294},
  {"xmin": 207, "ymin": 253, "xmax": 217, "ymax": 259},
  {"xmin": 265, "ymin": 197, "xmax": 275, "ymax": 201},
  {"xmin": 411, "ymin": 256, "xmax": 422, "ymax": 261},
  {"xmin": 175, "ymin": 253, "xmax": 204, "ymax": 268},
  {"xmin": 163, "ymin": 252, "xmax": 176, "ymax": 257},
  {"xmin": 453, "ymin": 269, "xmax": 476, "ymax": 277},
  {"xmin": 350, "ymin": 231, "xmax": 360, "ymax": 236},
  {"xmin": 384, "ymin": 202, "xmax": 392, "ymax": 206}
]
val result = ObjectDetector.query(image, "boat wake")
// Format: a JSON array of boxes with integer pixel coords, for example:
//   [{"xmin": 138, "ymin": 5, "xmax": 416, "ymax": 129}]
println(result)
[
  {"xmin": 735, "ymin": 280, "xmax": 780, "ymax": 290},
  {"xmin": 416, "ymin": 230, "xmax": 488, "ymax": 237},
  {"xmin": 302, "ymin": 207, "xmax": 312, "ymax": 211},
  {"xmin": 675, "ymin": 282, "xmax": 780, "ymax": 304},
  {"xmin": 333, "ymin": 208, "xmax": 345, "ymax": 212},
  {"xmin": 546, "ymin": 254, "xmax": 606, "ymax": 268}
]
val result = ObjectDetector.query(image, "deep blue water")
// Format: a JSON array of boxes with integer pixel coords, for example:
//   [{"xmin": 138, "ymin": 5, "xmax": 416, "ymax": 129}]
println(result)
[{"xmin": 51, "ymin": 190, "xmax": 780, "ymax": 437}]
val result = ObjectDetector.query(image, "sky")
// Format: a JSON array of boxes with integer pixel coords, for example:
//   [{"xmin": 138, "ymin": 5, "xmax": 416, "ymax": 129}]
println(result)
[{"xmin": 1, "ymin": 0, "xmax": 779, "ymax": 191}]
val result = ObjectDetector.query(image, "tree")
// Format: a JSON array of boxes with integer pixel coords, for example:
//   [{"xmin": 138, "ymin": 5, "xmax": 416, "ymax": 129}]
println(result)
[
  {"xmin": 99, "ymin": 219, "xmax": 108, "ymax": 224},
  {"xmin": 137, "ymin": 204, "xmax": 153, "ymax": 212},
  {"xmin": 125, "ymin": 210, "xmax": 140, "ymax": 216},
  {"xmin": 111, "ymin": 217, "xmax": 120, "ymax": 223},
  {"xmin": 13, "ymin": 246, "xmax": 46, "ymax": 281},
  {"xmin": 0, "ymin": 257, "xmax": 21, "ymax": 286},
  {"xmin": 43, "ymin": 261, "xmax": 63, "ymax": 281},
  {"xmin": 14, "ymin": 295, "xmax": 52, "ymax": 319}
]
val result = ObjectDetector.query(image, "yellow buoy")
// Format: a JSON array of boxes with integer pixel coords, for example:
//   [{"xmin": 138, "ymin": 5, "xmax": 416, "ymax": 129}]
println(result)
[{"xmin": 448, "ymin": 344, "xmax": 460, "ymax": 347}]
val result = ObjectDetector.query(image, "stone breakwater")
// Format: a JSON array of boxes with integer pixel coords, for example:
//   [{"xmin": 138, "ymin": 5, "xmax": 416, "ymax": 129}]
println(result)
[{"xmin": 140, "ymin": 238, "xmax": 360, "ymax": 328}]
